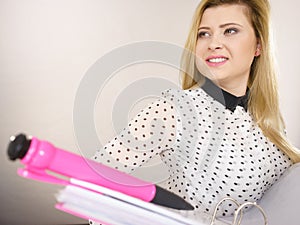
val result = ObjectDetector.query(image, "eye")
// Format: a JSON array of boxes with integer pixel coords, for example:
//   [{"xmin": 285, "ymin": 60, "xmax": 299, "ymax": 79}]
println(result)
[
  {"xmin": 224, "ymin": 28, "xmax": 239, "ymax": 35},
  {"xmin": 198, "ymin": 31, "xmax": 210, "ymax": 38}
]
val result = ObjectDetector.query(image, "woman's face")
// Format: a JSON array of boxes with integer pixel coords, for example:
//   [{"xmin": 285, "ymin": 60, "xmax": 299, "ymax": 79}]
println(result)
[{"xmin": 195, "ymin": 4, "xmax": 259, "ymax": 95}]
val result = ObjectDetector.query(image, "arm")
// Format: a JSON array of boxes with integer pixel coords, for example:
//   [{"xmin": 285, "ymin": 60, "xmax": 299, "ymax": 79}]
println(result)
[{"xmin": 92, "ymin": 97, "xmax": 177, "ymax": 173}]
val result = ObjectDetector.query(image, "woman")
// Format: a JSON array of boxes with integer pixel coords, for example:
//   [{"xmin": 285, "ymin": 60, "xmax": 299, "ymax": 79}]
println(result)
[{"xmin": 91, "ymin": 0, "xmax": 300, "ymax": 224}]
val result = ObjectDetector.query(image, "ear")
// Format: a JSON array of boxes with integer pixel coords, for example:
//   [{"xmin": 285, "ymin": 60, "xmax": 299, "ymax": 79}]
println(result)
[{"xmin": 255, "ymin": 42, "xmax": 261, "ymax": 57}]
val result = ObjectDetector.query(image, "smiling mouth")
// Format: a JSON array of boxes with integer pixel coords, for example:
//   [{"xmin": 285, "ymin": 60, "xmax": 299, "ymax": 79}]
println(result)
[{"xmin": 207, "ymin": 57, "xmax": 228, "ymax": 63}]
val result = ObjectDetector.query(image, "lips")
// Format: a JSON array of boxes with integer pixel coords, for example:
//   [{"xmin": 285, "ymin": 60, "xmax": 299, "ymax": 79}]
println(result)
[{"xmin": 206, "ymin": 56, "xmax": 228, "ymax": 66}]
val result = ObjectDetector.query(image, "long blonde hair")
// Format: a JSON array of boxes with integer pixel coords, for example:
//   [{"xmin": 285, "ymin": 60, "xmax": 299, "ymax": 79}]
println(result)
[{"xmin": 181, "ymin": 0, "xmax": 300, "ymax": 163}]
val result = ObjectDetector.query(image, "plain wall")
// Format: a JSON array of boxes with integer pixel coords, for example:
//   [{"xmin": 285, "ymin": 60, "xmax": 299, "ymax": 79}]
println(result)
[{"xmin": 0, "ymin": 0, "xmax": 299, "ymax": 224}]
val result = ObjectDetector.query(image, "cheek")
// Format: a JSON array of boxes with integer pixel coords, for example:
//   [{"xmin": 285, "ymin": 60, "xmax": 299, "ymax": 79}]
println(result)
[
  {"xmin": 242, "ymin": 45, "xmax": 256, "ymax": 65},
  {"xmin": 238, "ymin": 37, "xmax": 257, "ymax": 57},
  {"xmin": 195, "ymin": 43, "xmax": 205, "ymax": 65},
  {"xmin": 194, "ymin": 46, "xmax": 212, "ymax": 77},
  {"xmin": 195, "ymin": 40, "xmax": 206, "ymax": 58},
  {"xmin": 231, "ymin": 39, "xmax": 256, "ymax": 65}
]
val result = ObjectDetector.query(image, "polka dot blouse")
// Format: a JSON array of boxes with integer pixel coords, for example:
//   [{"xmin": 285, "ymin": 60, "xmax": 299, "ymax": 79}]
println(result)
[{"xmin": 91, "ymin": 78, "xmax": 292, "ymax": 223}]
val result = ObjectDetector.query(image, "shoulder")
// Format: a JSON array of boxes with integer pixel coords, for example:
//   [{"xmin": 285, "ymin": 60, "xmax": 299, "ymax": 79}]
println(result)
[
  {"xmin": 162, "ymin": 87, "xmax": 208, "ymax": 101},
  {"xmin": 161, "ymin": 87, "xmax": 218, "ymax": 110}
]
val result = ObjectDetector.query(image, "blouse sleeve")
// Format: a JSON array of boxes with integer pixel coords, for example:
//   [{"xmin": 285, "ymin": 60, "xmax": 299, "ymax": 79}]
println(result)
[{"xmin": 92, "ymin": 95, "xmax": 177, "ymax": 173}]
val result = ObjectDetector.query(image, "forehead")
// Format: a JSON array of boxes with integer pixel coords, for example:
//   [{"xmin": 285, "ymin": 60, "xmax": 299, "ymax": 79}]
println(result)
[{"xmin": 200, "ymin": 4, "xmax": 252, "ymax": 26}]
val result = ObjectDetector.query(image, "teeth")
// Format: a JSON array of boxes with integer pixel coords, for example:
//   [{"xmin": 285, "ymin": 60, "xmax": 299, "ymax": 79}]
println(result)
[{"xmin": 208, "ymin": 58, "xmax": 227, "ymax": 63}]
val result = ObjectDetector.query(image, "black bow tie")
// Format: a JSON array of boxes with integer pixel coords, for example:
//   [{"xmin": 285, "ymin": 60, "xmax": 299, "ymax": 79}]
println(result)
[
  {"xmin": 202, "ymin": 78, "xmax": 249, "ymax": 112},
  {"xmin": 222, "ymin": 89, "xmax": 249, "ymax": 112}
]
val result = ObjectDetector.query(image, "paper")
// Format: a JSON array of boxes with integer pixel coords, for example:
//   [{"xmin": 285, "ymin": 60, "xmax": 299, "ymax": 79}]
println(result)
[{"xmin": 55, "ymin": 178, "xmax": 228, "ymax": 225}]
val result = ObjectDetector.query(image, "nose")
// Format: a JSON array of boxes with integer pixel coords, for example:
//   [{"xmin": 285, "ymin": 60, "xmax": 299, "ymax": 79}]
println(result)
[{"xmin": 208, "ymin": 35, "xmax": 223, "ymax": 50}]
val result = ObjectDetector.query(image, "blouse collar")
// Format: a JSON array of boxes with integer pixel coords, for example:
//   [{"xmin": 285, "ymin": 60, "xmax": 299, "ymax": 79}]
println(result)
[{"xmin": 201, "ymin": 78, "xmax": 249, "ymax": 112}]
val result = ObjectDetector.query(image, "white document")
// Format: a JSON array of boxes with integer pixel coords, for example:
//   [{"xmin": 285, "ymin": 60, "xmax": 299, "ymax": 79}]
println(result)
[{"xmin": 55, "ymin": 178, "xmax": 228, "ymax": 225}]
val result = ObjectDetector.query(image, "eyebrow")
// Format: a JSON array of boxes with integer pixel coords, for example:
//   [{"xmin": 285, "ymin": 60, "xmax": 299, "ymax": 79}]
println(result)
[{"xmin": 198, "ymin": 22, "xmax": 243, "ymax": 30}]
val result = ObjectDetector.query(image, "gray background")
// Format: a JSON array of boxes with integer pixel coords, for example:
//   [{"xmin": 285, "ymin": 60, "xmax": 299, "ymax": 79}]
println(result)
[{"xmin": 1, "ymin": 0, "xmax": 299, "ymax": 224}]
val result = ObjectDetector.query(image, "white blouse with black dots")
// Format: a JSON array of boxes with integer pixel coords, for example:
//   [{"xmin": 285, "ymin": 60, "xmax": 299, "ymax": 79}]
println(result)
[{"xmin": 90, "ymin": 80, "xmax": 292, "ymax": 224}]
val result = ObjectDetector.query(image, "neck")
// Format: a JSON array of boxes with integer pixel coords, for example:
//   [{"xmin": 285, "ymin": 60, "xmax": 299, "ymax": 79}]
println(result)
[
  {"xmin": 219, "ymin": 84, "xmax": 247, "ymax": 97},
  {"xmin": 211, "ymin": 77, "xmax": 248, "ymax": 97}
]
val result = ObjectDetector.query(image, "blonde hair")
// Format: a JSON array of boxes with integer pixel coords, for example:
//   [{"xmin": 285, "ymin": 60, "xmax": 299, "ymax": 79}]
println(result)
[{"xmin": 181, "ymin": 0, "xmax": 300, "ymax": 163}]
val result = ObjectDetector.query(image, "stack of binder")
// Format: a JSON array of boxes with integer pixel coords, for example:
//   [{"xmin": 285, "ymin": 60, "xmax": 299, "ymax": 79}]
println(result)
[{"xmin": 55, "ymin": 178, "xmax": 227, "ymax": 225}]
